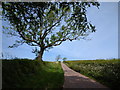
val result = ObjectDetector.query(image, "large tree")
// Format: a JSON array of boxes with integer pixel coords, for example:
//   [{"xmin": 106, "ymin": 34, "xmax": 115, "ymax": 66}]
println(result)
[{"xmin": 2, "ymin": 2, "xmax": 100, "ymax": 61}]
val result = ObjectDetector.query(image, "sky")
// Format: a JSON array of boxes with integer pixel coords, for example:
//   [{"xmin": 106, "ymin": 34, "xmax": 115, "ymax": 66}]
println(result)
[{"xmin": 2, "ymin": 2, "xmax": 118, "ymax": 61}]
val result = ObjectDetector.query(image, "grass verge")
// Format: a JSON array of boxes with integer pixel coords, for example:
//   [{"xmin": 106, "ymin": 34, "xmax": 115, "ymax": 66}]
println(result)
[
  {"xmin": 64, "ymin": 59, "xmax": 120, "ymax": 90},
  {"xmin": 2, "ymin": 59, "xmax": 64, "ymax": 89}
]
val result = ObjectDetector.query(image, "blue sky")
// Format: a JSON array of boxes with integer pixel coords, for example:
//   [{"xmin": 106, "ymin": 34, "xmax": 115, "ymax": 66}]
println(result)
[{"xmin": 2, "ymin": 2, "xmax": 118, "ymax": 61}]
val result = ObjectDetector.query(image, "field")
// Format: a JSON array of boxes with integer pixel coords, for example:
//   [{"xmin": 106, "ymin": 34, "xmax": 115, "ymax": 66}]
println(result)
[
  {"xmin": 2, "ymin": 59, "xmax": 64, "ymax": 89},
  {"xmin": 64, "ymin": 59, "xmax": 120, "ymax": 89}
]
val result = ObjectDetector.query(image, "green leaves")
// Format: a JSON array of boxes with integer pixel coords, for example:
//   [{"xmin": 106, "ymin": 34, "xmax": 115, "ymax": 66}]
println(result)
[
  {"xmin": 26, "ymin": 34, "xmax": 31, "ymax": 39},
  {"xmin": 45, "ymin": 38, "xmax": 49, "ymax": 45},
  {"xmin": 57, "ymin": 32, "xmax": 62, "ymax": 37},
  {"xmin": 51, "ymin": 34, "xmax": 57, "ymax": 41},
  {"xmin": 57, "ymin": 31, "xmax": 63, "ymax": 39},
  {"xmin": 71, "ymin": 26, "xmax": 76, "ymax": 30},
  {"xmin": 2, "ymin": 26, "xmax": 8, "ymax": 30},
  {"xmin": 89, "ymin": 23, "xmax": 96, "ymax": 32},
  {"xmin": 49, "ymin": 11, "xmax": 55, "ymax": 18},
  {"xmin": 61, "ymin": 25, "xmax": 65, "ymax": 30}
]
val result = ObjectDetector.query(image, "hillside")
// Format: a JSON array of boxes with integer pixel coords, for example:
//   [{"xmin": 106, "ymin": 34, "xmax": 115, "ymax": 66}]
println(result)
[
  {"xmin": 2, "ymin": 59, "xmax": 64, "ymax": 89},
  {"xmin": 64, "ymin": 59, "xmax": 120, "ymax": 89}
]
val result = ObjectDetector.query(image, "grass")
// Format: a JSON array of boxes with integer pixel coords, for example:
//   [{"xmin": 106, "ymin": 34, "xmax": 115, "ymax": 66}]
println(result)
[
  {"xmin": 2, "ymin": 59, "xmax": 64, "ymax": 89},
  {"xmin": 64, "ymin": 59, "xmax": 120, "ymax": 89}
]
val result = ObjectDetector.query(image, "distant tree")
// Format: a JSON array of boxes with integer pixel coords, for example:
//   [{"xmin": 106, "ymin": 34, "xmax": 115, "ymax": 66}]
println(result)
[
  {"xmin": 2, "ymin": 2, "xmax": 100, "ymax": 61},
  {"xmin": 56, "ymin": 55, "xmax": 61, "ymax": 61},
  {"xmin": 63, "ymin": 57, "xmax": 67, "ymax": 61},
  {"xmin": 1, "ymin": 52, "xmax": 14, "ymax": 59}
]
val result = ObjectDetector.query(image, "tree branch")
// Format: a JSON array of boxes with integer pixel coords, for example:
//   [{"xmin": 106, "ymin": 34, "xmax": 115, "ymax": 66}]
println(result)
[
  {"xmin": 42, "ymin": 14, "xmax": 64, "ymax": 39},
  {"xmin": 45, "ymin": 38, "xmax": 66, "ymax": 48},
  {"xmin": 17, "ymin": 28, "xmax": 40, "ymax": 46}
]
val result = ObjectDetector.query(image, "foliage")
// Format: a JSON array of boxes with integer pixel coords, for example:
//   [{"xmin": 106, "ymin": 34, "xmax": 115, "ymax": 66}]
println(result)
[
  {"xmin": 2, "ymin": 2, "xmax": 100, "ymax": 60},
  {"xmin": 2, "ymin": 59, "xmax": 64, "ymax": 89},
  {"xmin": 55, "ymin": 55, "xmax": 61, "ymax": 61},
  {"xmin": 1, "ymin": 52, "xmax": 17, "ymax": 59},
  {"xmin": 62, "ymin": 57, "xmax": 67, "ymax": 61},
  {"xmin": 64, "ymin": 59, "xmax": 120, "ymax": 89}
]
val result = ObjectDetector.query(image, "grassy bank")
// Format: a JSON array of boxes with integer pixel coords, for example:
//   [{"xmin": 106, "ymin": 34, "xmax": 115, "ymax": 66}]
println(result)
[
  {"xmin": 2, "ymin": 59, "xmax": 64, "ymax": 89},
  {"xmin": 64, "ymin": 59, "xmax": 120, "ymax": 89}
]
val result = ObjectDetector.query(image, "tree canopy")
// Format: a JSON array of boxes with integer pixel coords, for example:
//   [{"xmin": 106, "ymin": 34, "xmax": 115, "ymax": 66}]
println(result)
[{"xmin": 2, "ymin": 2, "xmax": 100, "ymax": 61}]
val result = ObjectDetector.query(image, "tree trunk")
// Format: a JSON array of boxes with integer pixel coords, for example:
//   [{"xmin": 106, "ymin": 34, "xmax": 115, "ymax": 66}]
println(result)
[{"xmin": 36, "ymin": 48, "xmax": 44, "ymax": 61}]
